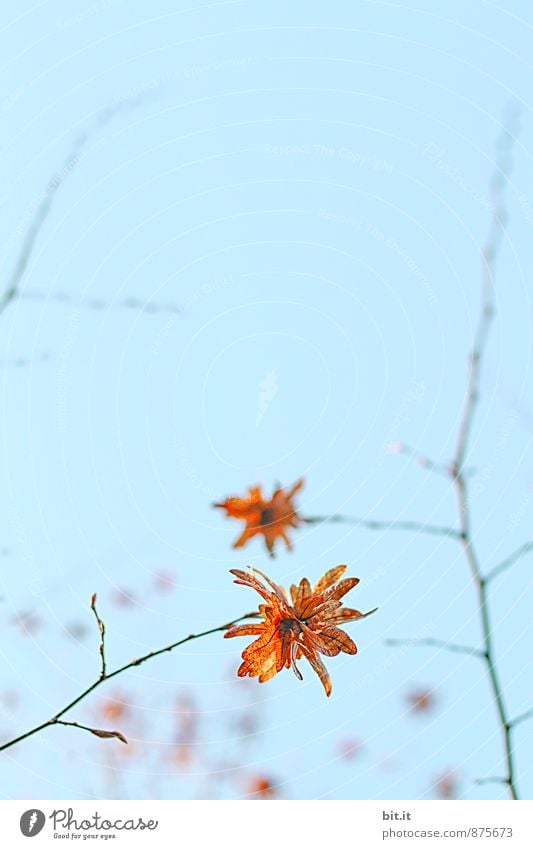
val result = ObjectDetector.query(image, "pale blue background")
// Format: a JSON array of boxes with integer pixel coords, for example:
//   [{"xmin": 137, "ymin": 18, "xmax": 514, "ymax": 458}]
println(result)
[{"xmin": 0, "ymin": 0, "xmax": 532, "ymax": 800}]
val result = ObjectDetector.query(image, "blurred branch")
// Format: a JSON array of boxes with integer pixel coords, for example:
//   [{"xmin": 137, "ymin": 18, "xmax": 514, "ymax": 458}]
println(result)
[
  {"xmin": 0, "ymin": 97, "xmax": 148, "ymax": 321},
  {"xmin": 388, "ymin": 441, "xmax": 453, "ymax": 478},
  {"xmin": 486, "ymin": 541, "xmax": 533, "ymax": 583},
  {"xmin": 19, "ymin": 289, "xmax": 184, "ymax": 318},
  {"xmin": 0, "ymin": 604, "xmax": 259, "ymax": 753},
  {"xmin": 303, "ymin": 515, "xmax": 460, "ymax": 539},
  {"xmin": 385, "ymin": 637, "xmax": 485, "ymax": 659}
]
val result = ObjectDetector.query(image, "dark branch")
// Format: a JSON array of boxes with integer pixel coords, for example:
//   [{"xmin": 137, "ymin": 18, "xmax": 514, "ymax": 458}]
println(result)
[{"xmin": 303, "ymin": 515, "xmax": 460, "ymax": 539}]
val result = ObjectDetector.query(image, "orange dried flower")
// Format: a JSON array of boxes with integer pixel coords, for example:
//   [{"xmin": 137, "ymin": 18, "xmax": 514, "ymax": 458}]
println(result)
[
  {"xmin": 225, "ymin": 565, "xmax": 377, "ymax": 696},
  {"xmin": 214, "ymin": 479, "xmax": 304, "ymax": 555}
]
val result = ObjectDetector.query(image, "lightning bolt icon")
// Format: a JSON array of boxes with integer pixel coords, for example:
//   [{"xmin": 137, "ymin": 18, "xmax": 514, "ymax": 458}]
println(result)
[{"xmin": 28, "ymin": 812, "xmax": 37, "ymax": 833}]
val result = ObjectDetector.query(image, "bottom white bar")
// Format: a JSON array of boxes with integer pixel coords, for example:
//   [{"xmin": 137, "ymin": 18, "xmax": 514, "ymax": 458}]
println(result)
[{"xmin": 3, "ymin": 800, "xmax": 532, "ymax": 848}]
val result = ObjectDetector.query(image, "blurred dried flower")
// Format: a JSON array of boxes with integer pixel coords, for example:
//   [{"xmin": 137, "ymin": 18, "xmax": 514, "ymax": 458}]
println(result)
[
  {"xmin": 338, "ymin": 736, "xmax": 363, "ymax": 760},
  {"xmin": 214, "ymin": 479, "xmax": 304, "ymax": 555},
  {"xmin": 407, "ymin": 687, "xmax": 435, "ymax": 715},
  {"xmin": 434, "ymin": 769, "xmax": 459, "ymax": 799},
  {"xmin": 247, "ymin": 775, "xmax": 278, "ymax": 798},
  {"xmin": 100, "ymin": 694, "xmax": 129, "ymax": 722}
]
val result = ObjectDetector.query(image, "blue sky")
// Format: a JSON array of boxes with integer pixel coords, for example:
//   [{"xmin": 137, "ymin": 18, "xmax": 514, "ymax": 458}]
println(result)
[{"xmin": 0, "ymin": 0, "xmax": 532, "ymax": 800}]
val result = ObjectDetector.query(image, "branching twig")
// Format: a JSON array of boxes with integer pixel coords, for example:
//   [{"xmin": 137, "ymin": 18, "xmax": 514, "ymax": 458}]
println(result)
[
  {"xmin": 303, "ymin": 515, "xmax": 460, "ymax": 539},
  {"xmin": 447, "ymin": 108, "xmax": 521, "ymax": 800},
  {"xmin": 387, "ymin": 108, "xmax": 522, "ymax": 800},
  {"xmin": 0, "ymin": 603, "xmax": 259, "ymax": 753}
]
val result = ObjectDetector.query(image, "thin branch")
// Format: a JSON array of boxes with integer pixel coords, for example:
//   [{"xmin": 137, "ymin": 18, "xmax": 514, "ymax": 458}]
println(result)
[
  {"xmin": 0, "ymin": 606, "xmax": 259, "ymax": 752},
  {"xmin": 302, "ymin": 515, "xmax": 461, "ymax": 539},
  {"xmin": 474, "ymin": 777, "xmax": 509, "ymax": 786},
  {"xmin": 90, "ymin": 593, "xmax": 106, "ymax": 679},
  {"xmin": 486, "ymin": 541, "xmax": 533, "ymax": 583},
  {"xmin": 510, "ymin": 707, "xmax": 533, "ymax": 729},
  {"xmin": 385, "ymin": 637, "xmax": 485, "ymax": 659}
]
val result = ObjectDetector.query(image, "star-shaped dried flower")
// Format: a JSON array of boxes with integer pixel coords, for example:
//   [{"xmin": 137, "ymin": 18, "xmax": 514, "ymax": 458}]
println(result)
[
  {"xmin": 214, "ymin": 479, "xmax": 304, "ymax": 556},
  {"xmin": 225, "ymin": 565, "xmax": 377, "ymax": 696}
]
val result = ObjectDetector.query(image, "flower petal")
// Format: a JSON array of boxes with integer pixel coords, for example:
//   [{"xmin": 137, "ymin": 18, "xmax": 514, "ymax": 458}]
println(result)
[
  {"xmin": 300, "ymin": 646, "xmax": 332, "ymax": 696},
  {"xmin": 290, "ymin": 577, "xmax": 311, "ymax": 611},
  {"xmin": 224, "ymin": 623, "xmax": 265, "ymax": 639},
  {"xmin": 326, "ymin": 607, "xmax": 365, "ymax": 625},
  {"xmin": 287, "ymin": 478, "xmax": 305, "ymax": 498},
  {"xmin": 229, "ymin": 568, "xmax": 272, "ymax": 601},
  {"xmin": 306, "ymin": 625, "xmax": 358, "ymax": 657},
  {"xmin": 323, "ymin": 577, "xmax": 360, "ymax": 602},
  {"xmin": 313, "ymin": 565, "xmax": 347, "ymax": 594}
]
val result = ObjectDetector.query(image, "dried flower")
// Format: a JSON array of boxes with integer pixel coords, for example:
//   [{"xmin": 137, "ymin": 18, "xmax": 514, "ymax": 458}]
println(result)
[
  {"xmin": 225, "ymin": 566, "xmax": 377, "ymax": 696},
  {"xmin": 214, "ymin": 479, "xmax": 304, "ymax": 555}
]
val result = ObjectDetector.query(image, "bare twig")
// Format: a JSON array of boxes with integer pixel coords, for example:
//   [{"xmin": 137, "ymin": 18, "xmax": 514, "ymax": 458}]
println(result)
[
  {"xmin": 90, "ymin": 593, "xmax": 106, "ymax": 679},
  {"xmin": 486, "ymin": 541, "xmax": 533, "ymax": 583},
  {"xmin": 0, "ymin": 605, "xmax": 259, "ymax": 753},
  {"xmin": 385, "ymin": 637, "xmax": 485, "ymax": 659},
  {"xmin": 303, "ymin": 515, "xmax": 460, "ymax": 539}
]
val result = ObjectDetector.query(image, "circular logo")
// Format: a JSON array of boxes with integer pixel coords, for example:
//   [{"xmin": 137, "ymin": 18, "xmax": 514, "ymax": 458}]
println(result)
[{"xmin": 20, "ymin": 810, "xmax": 46, "ymax": 837}]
